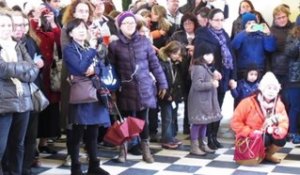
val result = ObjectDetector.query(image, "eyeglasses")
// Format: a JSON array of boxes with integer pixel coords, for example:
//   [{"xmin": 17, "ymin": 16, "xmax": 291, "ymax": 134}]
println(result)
[
  {"xmin": 211, "ymin": 19, "xmax": 224, "ymax": 22},
  {"xmin": 121, "ymin": 22, "xmax": 136, "ymax": 26}
]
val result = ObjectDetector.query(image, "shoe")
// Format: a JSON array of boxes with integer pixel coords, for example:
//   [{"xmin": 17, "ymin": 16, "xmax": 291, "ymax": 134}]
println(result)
[
  {"xmin": 31, "ymin": 158, "xmax": 42, "ymax": 168},
  {"xmin": 87, "ymin": 167, "xmax": 110, "ymax": 175},
  {"xmin": 128, "ymin": 144, "xmax": 142, "ymax": 155},
  {"xmin": 213, "ymin": 137, "xmax": 223, "ymax": 148},
  {"xmin": 63, "ymin": 155, "xmax": 72, "ymax": 167},
  {"xmin": 173, "ymin": 138, "xmax": 183, "ymax": 145},
  {"xmin": 38, "ymin": 146, "xmax": 57, "ymax": 154},
  {"xmin": 207, "ymin": 136, "xmax": 218, "ymax": 150},
  {"xmin": 162, "ymin": 142, "xmax": 178, "ymax": 149},
  {"xmin": 292, "ymin": 135, "xmax": 300, "ymax": 144}
]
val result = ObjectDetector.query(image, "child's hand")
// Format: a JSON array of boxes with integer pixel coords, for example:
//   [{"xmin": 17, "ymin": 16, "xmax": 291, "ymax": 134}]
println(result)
[
  {"xmin": 229, "ymin": 79, "xmax": 237, "ymax": 89},
  {"xmin": 212, "ymin": 80, "xmax": 219, "ymax": 88}
]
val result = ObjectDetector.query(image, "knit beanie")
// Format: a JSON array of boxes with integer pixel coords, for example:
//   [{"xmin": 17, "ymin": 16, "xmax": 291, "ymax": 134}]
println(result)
[
  {"xmin": 258, "ymin": 72, "xmax": 281, "ymax": 92},
  {"xmin": 117, "ymin": 11, "xmax": 136, "ymax": 27},
  {"xmin": 242, "ymin": 12, "xmax": 257, "ymax": 29},
  {"xmin": 194, "ymin": 44, "xmax": 213, "ymax": 59}
]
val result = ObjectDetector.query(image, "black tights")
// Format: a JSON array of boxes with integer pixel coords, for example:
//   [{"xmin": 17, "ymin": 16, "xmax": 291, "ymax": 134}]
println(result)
[{"xmin": 69, "ymin": 124, "xmax": 99, "ymax": 164}]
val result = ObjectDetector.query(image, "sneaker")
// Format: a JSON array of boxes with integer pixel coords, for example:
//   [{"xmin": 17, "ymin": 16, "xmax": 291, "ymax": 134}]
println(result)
[
  {"xmin": 292, "ymin": 135, "xmax": 300, "ymax": 144},
  {"xmin": 63, "ymin": 155, "xmax": 71, "ymax": 167},
  {"xmin": 161, "ymin": 142, "xmax": 178, "ymax": 149}
]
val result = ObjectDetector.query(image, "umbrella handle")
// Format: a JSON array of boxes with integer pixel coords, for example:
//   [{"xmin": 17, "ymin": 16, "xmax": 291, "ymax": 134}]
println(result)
[{"xmin": 112, "ymin": 102, "xmax": 124, "ymax": 122}]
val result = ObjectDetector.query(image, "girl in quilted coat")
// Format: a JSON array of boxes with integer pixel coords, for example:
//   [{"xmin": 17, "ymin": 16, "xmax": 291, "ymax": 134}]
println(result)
[
  {"xmin": 188, "ymin": 44, "xmax": 222, "ymax": 156},
  {"xmin": 109, "ymin": 11, "xmax": 168, "ymax": 163},
  {"xmin": 231, "ymin": 72, "xmax": 289, "ymax": 163}
]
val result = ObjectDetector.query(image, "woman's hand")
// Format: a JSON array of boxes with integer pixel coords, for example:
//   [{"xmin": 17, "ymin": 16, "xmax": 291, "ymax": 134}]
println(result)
[
  {"xmin": 158, "ymin": 89, "xmax": 167, "ymax": 99},
  {"xmin": 213, "ymin": 70, "xmax": 222, "ymax": 80},
  {"xmin": 212, "ymin": 80, "xmax": 219, "ymax": 88},
  {"xmin": 229, "ymin": 79, "xmax": 237, "ymax": 89},
  {"xmin": 85, "ymin": 65, "xmax": 95, "ymax": 77}
]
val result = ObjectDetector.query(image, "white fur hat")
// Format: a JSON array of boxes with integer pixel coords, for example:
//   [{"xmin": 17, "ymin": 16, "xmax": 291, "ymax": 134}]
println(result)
[{"xmin": 258, "ymin": 72, "xmax": 281, "ymax": 91}]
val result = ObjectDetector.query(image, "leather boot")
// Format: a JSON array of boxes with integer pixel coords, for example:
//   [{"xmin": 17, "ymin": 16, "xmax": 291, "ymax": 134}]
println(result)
[
  {"xmin": 212, "ymin": 136, "xmax": 223, "ymax": 148},
  {"xmin": 116, "ymin": 143, "xmax": 127, "ymax": 163},
  {"xmin": 199, "ymin": 139, "xmax": 215, "ymax": 153},
  {"xmin": 141, "ymin": 140, "xmax": 154, "ymax": 163},
  {"xmin": 265, "ymin": 144, "xmax": 282, "ymax": 163},
  {"xmin": 87, "ymin": 160, "xmax": 110, "ymax": 175},
  {"xmin": 71, "ymin": 163, "xmax": 83, "ymax": 175},
  {"xmin": 207, "ymin": 135, "xmax": 217, "ymax": 150},
  {"xmin": 190, "ymin": 140, "xmax": 206, "ymax": 156}
]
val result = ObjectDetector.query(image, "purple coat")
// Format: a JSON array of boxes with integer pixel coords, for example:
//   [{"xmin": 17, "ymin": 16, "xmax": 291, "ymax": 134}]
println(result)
[{"xmin": 109, "ymin": 33, "xmax": 168, "ymax": 111}]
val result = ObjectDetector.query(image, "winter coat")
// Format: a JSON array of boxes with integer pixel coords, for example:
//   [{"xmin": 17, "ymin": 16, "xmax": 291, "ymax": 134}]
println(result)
[
  {"xmin": 231, "ymin": 16, "xmax": 243, "ymax": 40},
  {"xmin": 109, "ymin": 33, "xmax": 168, "ymax": 111},
  {"xmin": 231, "ymin": 79, "xmax": 258, "ymax": 105},
  {"xmin": 231, "ymin": 94, "xmax": 289, "ymax": 139},
  {"xmin": 159, "ymin": 59, "xmax": 184, "ymax": 102},
  {"xmin": 31, "ymin": 19, "xmax": 61, "ymax": 103},
  {"xmin": 63, "ymin": 41, "xmax": 110, "ymax": 126},
  {"xmin": 231, "ymin": 31, "xmax": 276, "ymax": 71},
  {"xmin": 284, "ymin": 33, "xmax": 300, "ymax": 88},
  {"xmin": 188, "ymin": 64, "xmax": 222, "ymax": 124},
  {"xmin": 0, "ymin": 42, "xmax": 39, "ymax": 113},
  {"xmin": 194, "ymin": 27, "xmax": 237, "ymax": 93},
  {"xmin": 270, "ymin": 22, "xmax": 294, "ymax": 75}
]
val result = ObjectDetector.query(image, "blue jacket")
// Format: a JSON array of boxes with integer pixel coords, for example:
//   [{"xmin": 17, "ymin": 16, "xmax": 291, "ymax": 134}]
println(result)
[
  {"xmin": 231, "ymin": 31, "xmax": 276, "ymax": 70},
  {"xmin": 63, "ymin": 41, "xmax": 110, "ymax": 126},
  {"xmin": 231, "ymin": 79, "xmax": 258, "ymax": 105}
]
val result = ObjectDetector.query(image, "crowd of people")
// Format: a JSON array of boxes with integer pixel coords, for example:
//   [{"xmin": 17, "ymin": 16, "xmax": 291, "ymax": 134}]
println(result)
[{"xmin": 0, "ymin": 0, "xmax": 299, "ymax": 174}]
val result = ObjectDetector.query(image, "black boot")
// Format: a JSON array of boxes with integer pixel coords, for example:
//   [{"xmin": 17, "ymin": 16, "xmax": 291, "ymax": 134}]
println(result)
[
  {"xmin": 87, "ymin": 160, "xmax": 110, "ymax": 175},
  {"xmin": 207, "ymin": 135, "xmax": 217, "ymax": 150},
  {"xmin": 71, "ymin": 163, "xmax": 83, "ymax": 175},
  {"xmin": 212, "ymin": 136, "xmax": 223, "ymax": 148}
]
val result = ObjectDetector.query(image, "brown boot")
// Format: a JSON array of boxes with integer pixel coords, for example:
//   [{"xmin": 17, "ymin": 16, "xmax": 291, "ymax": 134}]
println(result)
[
  {"xmin": 141, "ymin": 140, "xmax": 154, "ymax": 163},
  {"xmin": 116, "ymin": 143, "xmax": 127, "ymax": 163},
  {"xmin": 265, "ymin": 144, "xmax": 282, "ymax": 163}
]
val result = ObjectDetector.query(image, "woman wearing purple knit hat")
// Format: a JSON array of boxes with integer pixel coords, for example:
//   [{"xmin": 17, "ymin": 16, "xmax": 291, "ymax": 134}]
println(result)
[{"xmin": 108, "ymin": 11, "xmax": 168, "ymax": 163}]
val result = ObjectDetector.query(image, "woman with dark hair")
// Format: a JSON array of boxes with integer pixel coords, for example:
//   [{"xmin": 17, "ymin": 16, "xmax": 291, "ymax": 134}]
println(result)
[
  {"xmin": 170, "ymin": 13, "xmax": 199, "ymax": 135},
  {"xmin": 63, "ymin": 18, "xmax": 110, "ymax": 175},
  {"xmin": 194, "ymin": 8, "xmax": 236, "ymax": 150},
  {"xmin": 231, "ymin": 0, "xmax": 255, "ymax": 39}
]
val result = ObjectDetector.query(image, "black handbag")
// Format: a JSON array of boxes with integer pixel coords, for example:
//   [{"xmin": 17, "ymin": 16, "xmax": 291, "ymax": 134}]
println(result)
[
  {"xmin": 29, "ymin": 83, "xmax": 49, "ymax": 112},
  {"xmin": 69, "ymin": 76, "xmax": 98, "ymax": 104}
]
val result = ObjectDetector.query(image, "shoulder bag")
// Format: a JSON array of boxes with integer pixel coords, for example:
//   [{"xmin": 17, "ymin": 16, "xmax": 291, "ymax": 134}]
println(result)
[{"xmin": 69, "ymin": 76, "xmax": 98, "ymax": 104}]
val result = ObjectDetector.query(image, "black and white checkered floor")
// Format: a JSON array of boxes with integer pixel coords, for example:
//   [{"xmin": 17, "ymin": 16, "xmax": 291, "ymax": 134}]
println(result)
[{"xmin": 32, "ymin": 135, "xmax": 300, "ymax": 175}]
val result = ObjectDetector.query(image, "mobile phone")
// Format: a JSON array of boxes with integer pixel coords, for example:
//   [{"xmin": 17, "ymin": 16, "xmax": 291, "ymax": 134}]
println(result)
[{"xmin": 251, "ymin": 24, "xmax": 264, "ymax": 32}]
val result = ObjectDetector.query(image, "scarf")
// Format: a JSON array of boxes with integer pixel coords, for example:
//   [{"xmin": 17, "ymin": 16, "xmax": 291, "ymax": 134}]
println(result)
[
  {"xmin": 208, "ymin": 26, "xmax": 233, "ymax": 69},
  {"xmin": 257, "ymin": 93, "xmax": 276, "ymax": 118},
  {"xmin": 0, "ymin": 39, "xmax": 23, "ymax": 96}
]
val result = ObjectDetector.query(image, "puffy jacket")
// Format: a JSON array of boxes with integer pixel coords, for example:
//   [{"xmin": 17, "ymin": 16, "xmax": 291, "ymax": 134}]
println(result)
[
  {"xmin": 109, "ymin": 33, "xmax": 168, "ymax": 111},
  {"xmin": 231, "ymin": 31, "xmax": 276, "ymax": 70},
  {"xmin": 231, "ymin": 94, "xmax": 289, "ymax": 139},
  {"xmin": 0, "ymin": 42, "xmax": 39, "ymax": 113}
]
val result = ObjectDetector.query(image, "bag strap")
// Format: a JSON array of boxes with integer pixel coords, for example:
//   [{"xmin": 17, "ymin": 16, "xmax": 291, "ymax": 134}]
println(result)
[{"xmin": 112, "ymin": 102, "xmax": 124, "ymax": 123}]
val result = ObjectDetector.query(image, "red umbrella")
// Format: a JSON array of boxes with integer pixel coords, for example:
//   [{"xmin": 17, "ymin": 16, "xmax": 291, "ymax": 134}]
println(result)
[{"xmin": 103, "ymin": 103, "xmax": 145, "ymax": 146}]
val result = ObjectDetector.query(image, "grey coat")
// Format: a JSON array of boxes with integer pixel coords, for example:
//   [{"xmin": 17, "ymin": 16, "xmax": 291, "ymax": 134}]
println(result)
[
  {"xmin": 188, "ymin": 64, "xmax": 222, "ymax": 124},
  {"xmin": 0, "ymin": 42, "xmax": 39, "ymax": 113}
]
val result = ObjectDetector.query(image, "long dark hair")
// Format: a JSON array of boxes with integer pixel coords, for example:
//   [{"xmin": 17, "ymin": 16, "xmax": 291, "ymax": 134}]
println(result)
[
  {"xmin": 238, "ymin": 0, "xmax": 255, "ymax": 15},
  {"xmin": 66, "ymin": 18, "xmax": 88, "ymax": 37}
]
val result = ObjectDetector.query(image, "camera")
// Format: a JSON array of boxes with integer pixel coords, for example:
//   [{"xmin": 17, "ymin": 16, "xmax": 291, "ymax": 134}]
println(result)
[{"xmin": 251, "ymin": 24, "xmax": 264, "ymax": 32}]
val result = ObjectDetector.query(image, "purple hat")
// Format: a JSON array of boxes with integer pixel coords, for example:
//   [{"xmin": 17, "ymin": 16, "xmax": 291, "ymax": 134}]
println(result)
[
  {"xmin": 117, "ymin": 11, "xmax": 136, "ymax": 27},
  {"xmin": 242, "ymin": 12, "xmax": 257, "ymax": 29}
]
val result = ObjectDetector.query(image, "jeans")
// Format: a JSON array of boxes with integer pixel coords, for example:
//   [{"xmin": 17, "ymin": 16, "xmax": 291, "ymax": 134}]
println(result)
[
  {"xmin": 23, "ymin": 112, "xmax": 39, "ymax": 175},
  {"xmin": 1, "ymin": 112, "xmax": 30, "ymax": 175},
  {"xmin": 285, "ymin": 87, "xmax": 300, "ymax": 134},
  {"xmin": 160, "ymin": 102, "xmax": 174, "ymax": 143}
]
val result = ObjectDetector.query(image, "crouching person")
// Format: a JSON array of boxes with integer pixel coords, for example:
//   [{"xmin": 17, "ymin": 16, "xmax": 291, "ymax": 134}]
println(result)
[{"xmin": 231, "ymin": 72, "xmax": 289, "ymax": 164}]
